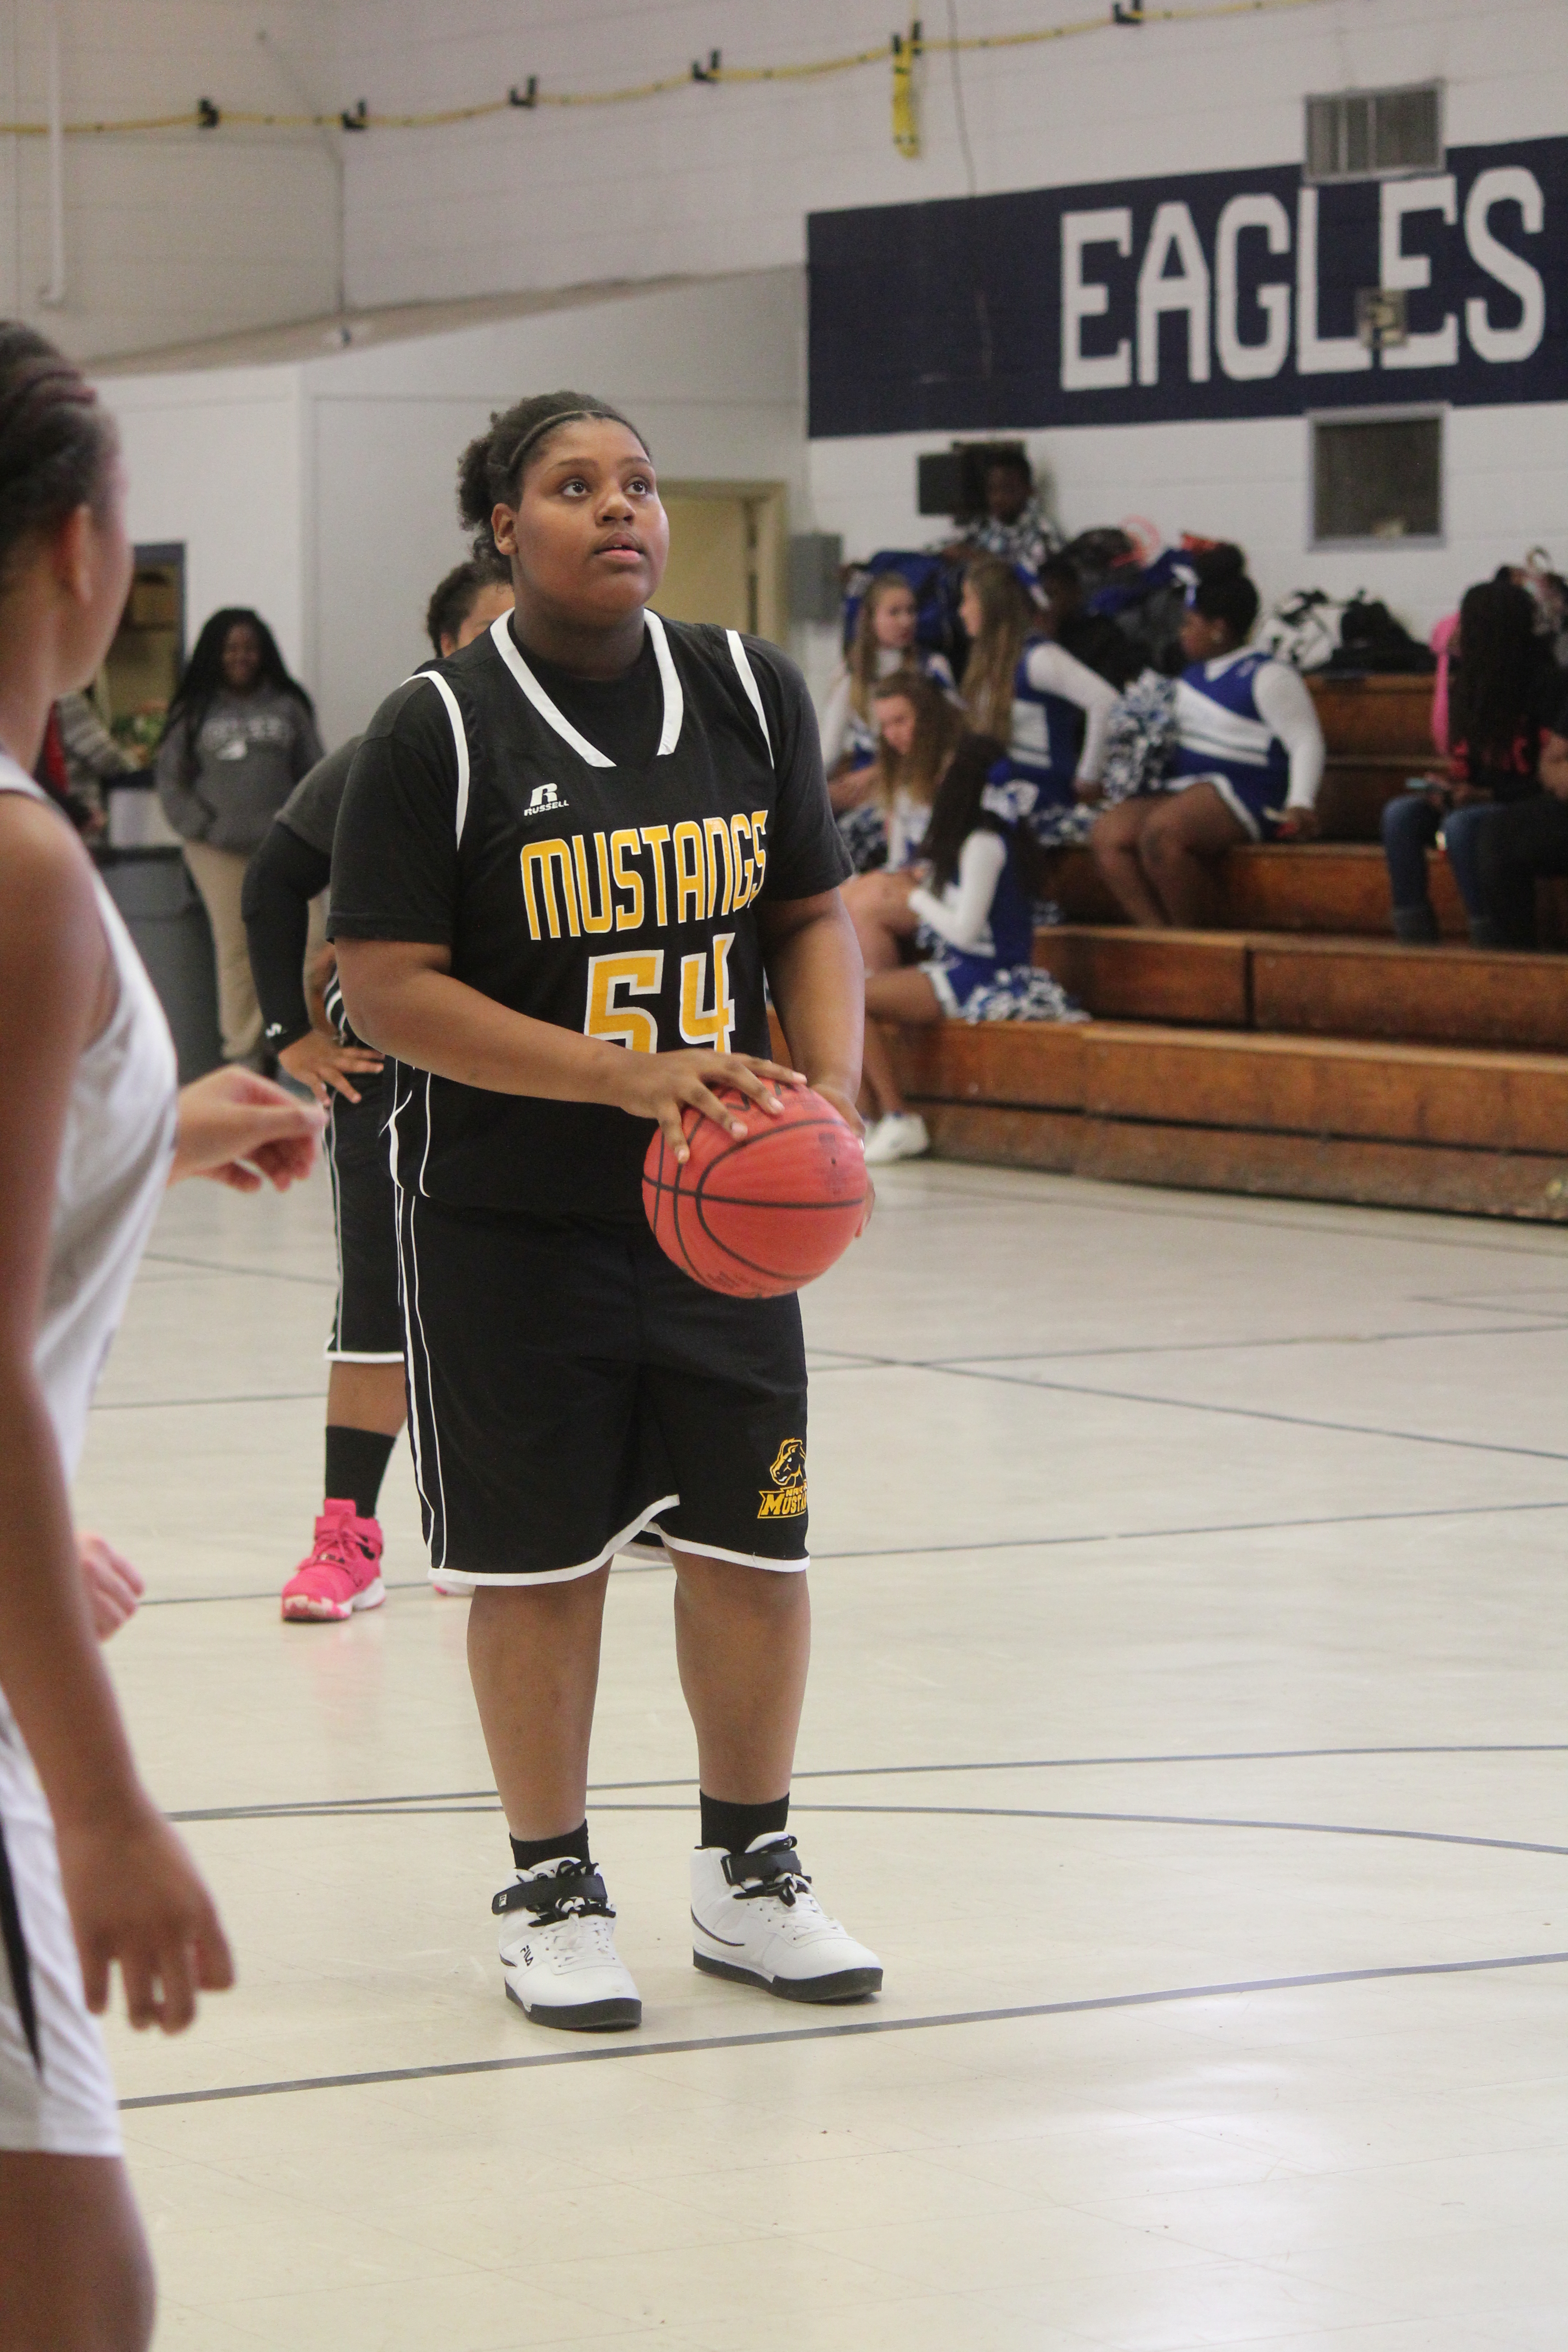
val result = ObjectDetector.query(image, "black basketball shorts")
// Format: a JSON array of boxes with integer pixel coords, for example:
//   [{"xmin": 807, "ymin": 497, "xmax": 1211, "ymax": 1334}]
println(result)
[
  {"xmin": 324, "ymin": 1072, "xmax": 403, "ymax": 1363},
  {"xmin": 393, "ymin": 1195, "xmax": 810, "ymax": 1585}
]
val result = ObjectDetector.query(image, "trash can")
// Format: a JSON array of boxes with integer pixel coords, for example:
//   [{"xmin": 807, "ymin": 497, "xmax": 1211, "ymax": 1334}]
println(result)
[{"xmin": 97, "ymin": 845, "xmax": 223, "ymax": 1082}]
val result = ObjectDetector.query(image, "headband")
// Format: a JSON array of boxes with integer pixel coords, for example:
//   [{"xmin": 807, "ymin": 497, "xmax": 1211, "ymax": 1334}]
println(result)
[{"xmin": 503, "ymin": 405, "xmax": 641, "ymax": 484}]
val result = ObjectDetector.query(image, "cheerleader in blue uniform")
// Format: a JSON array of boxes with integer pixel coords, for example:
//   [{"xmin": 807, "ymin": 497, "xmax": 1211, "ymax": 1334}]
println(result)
[
  {"xmin": 819, "ymin": 574, "xmax": 956, "ymax": 872},
  {"xmin": 852, "ymin": 735, "xmax": 1085, "ymax": 1165},
  {"xmin": 1091, "ymin": 571, "xmax": 1325, "ymax": 927},
  {"xmin": 958, "ymin": 558, "xmax": 1116, "ymax": 851}
]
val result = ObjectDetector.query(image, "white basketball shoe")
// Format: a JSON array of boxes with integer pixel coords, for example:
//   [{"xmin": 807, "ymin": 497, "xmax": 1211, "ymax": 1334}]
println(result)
[
  {"xmin": 492, "ymin": 1857, "xmax": 641, "ymax": 2030},
  {"xmin": 690, "ymin": 1833, "xmax": 882, "ymax": 2003},
  {"xmin": 863, "ymin": 1112, "xmax": 930, "ymax": 1166}
]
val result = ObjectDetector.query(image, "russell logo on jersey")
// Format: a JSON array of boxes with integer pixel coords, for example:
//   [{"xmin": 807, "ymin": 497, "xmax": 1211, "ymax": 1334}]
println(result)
[{"xmin": 524, "ymin": 782, "xmax": 568, "ymax": 817}]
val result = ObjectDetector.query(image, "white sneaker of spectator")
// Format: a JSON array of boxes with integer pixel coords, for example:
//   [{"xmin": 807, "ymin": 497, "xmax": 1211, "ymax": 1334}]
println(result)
[{"xmin": 863, "ymin": 1112, "xmax": 930, "ymax": 1165}]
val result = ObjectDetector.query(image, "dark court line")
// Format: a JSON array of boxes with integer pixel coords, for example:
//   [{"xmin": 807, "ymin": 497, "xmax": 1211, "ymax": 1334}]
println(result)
[
  {"xmin": 164, "ymin": 1741, "xmax": 1568, "ymax": 1822},
  {"xmin": 96, "ymin": 1327, "xmax": 1565, "ymax": 1414},
  {"xmin": 140, "ymin": 1250, "xmax": 336, "ymax": 1289},
  {"xmin": 93, "ymin": 1390, "xmax": 328, "ymax": 1414},
  {"xmin": 907, "ymin": 1319, "xmax": 1568, "ymax": 1367},
  {"xmin": 918, "ymin": 1359, "xmax": 1568, "ymax": 1465},
  {"xmin": 118, "ymin": 1946, "xmax": 1568, "ymax": 2112},
  {"xmin": 861, "ymin": 1167, "xmax": 1568, "ymax": 1259},
  {"xmin": 128, "ymin": 1496, "xmax": 1568, "ymax": 1609},
  {"xmin": 164, "ymin": 1796, "xmax": 1568, "ymax": 1864}
]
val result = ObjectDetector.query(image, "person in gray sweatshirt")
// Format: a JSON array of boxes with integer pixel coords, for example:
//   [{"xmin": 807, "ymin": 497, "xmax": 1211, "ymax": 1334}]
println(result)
[{"xmin": 156, "ymin": 608, "xmax": 323, "ymax": 1064}]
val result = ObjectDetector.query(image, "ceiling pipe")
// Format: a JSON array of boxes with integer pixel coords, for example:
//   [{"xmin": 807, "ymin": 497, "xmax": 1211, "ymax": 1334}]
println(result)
[{"xmin": 39, "ymin": 0, "xmax": 66, "ymax": 307}]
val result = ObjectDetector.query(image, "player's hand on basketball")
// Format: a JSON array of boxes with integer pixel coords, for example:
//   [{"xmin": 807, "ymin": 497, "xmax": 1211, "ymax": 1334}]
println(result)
[
  {"xmin": 615, "ymin": 1050, "xmax": 806, "ymax": 1163},
  {"xmin": 278, "ymin": 1029, "xmax": 384, "ymax": 1108},
  {"xmin": 171, "ymin": 1065, "xmax": 326, "ymax": 1191},
  {"xmin": 78, "ymin": 1530, "xmax": 144, "ymax": 1641},
  {"xmin": 59, "ymin": 1803, "xmax": 235, "ymax": 2034},
  {"xmin": 810, "ymin": 1082, "xmax": 864, "ymax": 1140},
  {"xmin": 810, "ymin": 1084, "xmax": 876, "ymax": 1232}
]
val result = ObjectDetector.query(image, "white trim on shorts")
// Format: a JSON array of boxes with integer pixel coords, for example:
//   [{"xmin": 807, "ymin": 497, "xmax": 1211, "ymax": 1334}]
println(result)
[
  {"xmin": 658, "ymin": 1534, "xmax": 810, "ymax": 1573},
  {"xmin": 323, "ymin": 1348, "xmax": 404, "ymax": 1364},
  {"xmin": 0, "ymin": 1705, "xmax": 120, "ymax": 2157},
  {"xmin": 1169, "ymin": 768, "xmax": 1263, "ymax": 842},
  {"xmin": 425, "ymin": 1494, "xmax": 681, "ymax": 1591}
]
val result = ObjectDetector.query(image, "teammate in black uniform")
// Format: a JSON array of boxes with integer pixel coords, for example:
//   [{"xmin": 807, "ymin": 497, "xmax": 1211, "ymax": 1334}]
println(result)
[
  {"xmin": 242, "ymin": 555, "xmax": 513, "ymax": 1620},
  {"xmin": 331, "ymin": 392, "xmax": 880, "ymax": 2028}
]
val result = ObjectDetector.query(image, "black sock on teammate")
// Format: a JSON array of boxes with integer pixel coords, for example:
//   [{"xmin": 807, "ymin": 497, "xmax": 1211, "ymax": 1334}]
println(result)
[{"xmin": 323, "ymin": 1426, "xmax": 396, "ymax": 1520}]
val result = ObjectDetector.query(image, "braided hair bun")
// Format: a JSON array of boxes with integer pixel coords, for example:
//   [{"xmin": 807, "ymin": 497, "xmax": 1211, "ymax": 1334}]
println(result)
[{"xmin": 0, "ymin": 323, "xmax": 117, "ymax": 585}]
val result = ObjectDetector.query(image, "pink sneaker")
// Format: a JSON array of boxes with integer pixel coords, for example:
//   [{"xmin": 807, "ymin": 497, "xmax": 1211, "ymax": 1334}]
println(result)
[{"xmin": 281, "ymin": 1499, "xmax": 386, "ymax": 1622}]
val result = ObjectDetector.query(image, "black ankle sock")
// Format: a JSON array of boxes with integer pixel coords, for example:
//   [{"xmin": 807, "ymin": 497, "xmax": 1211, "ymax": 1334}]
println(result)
[
  {"xmin": 323, "ymin": 1426, "xmax": 397, "ymax": 1519},
  {"xmin": 510, "ymin": 1822, "xmax": 592, "ymax": 1874},
  {"xmin": 700, "ymin": 1791, "xmax": 789, "ymax": 1854}
]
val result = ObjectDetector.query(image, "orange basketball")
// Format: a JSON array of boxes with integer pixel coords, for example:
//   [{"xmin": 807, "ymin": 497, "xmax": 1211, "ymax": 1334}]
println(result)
[{"xmin": 642, "ymin": 1085, "xmax": 868, "ymax": 1298}]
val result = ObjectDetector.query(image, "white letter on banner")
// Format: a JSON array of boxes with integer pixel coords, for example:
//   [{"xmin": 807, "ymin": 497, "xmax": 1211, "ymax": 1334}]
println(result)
[
  {"xmin": 1379, "ymin": 176, "xmax": 1458, "ymax": 368},
  {"xmin": 1465, "ymin": 167, "xmax": 1545, "ymax": 363},
  {"xmin": 1296, "ymin": 186, "xmax": 1371, "ymax": 375},
  {"xmin": 1215, "ymin": 193, "xmax": 1291, "ymax": 381},
  {"xmin": 1061, "ymin": 208, "xmax": 1132, "ymax": 391},
  {"xmin": 1137, "ymin": 201, "xmax": 1211, "ymax": 384}
]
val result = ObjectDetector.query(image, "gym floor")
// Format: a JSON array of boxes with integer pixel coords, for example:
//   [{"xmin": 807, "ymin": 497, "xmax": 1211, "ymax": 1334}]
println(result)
[{"xmin": 78, "ymin": 1159, "xmax": 1568, "ymax": 2351}]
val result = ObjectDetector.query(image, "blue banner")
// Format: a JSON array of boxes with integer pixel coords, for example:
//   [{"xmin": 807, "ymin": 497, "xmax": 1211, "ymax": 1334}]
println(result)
[{"xmin": 807, "ymin": 138, "xmax": 1567, "ymax": 437}]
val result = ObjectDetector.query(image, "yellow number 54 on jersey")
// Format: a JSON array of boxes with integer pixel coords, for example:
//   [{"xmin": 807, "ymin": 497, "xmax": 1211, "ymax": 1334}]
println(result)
[{"xmin": 584, "ymin": 935, "xmax": 736, "ymax": 1056}]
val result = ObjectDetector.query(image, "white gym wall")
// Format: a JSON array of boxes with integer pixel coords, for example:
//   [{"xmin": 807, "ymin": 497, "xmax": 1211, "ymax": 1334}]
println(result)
[{"xmin": 100, "ymin": 270, "xmax": 808, "ymax": 747}]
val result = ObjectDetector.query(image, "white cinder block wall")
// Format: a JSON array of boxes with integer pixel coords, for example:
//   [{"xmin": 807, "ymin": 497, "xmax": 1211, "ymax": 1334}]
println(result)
[
  {"xmin": 100, "ymin": 270, "xmax": 808, "ymax": 748},
  {"xmin": 0, "ymin": 1, "xmax": 340, "ymax": 361}
]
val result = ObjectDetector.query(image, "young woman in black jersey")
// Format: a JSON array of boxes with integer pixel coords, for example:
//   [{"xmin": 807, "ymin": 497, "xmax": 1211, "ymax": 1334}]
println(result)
[
  {"xmin": 332, "ymin": 392, "xmax": 879, "ymax": 2029},
  {"xmin": 242, "ymin": 553, "xmax": 513, "ymax": 1620}
]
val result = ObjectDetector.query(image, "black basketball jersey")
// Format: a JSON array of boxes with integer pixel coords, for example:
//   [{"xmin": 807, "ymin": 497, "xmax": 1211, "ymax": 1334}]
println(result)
[{"xmin": 330, "ymin": 612, "xmax": 850, "ymax": 1220}]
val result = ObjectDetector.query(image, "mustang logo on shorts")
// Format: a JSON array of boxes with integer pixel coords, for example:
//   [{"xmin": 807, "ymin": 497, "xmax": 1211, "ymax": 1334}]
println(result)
[{"xmin": 757, "ymin": 1438, "xmax": 807, "ymax": 1519}]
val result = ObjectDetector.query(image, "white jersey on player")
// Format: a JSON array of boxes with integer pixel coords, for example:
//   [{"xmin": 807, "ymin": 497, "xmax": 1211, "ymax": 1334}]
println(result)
[{"xmin": 0, "ymin": 760, "xmax": 176, "ymax": 2160}]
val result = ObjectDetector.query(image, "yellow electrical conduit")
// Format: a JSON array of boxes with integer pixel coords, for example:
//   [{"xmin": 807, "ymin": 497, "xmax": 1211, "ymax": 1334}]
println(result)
[{"xmin": 0, "ymin": 0, "xmax": 1338, "ymax": 140}]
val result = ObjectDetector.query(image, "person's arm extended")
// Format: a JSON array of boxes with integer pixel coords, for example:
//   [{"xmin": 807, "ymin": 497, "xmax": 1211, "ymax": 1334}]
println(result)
[
  {"xmin": 906, "ymin": 830, "xmax": 1008, "ymax": 952},
  {"xmin": 0, "ymin": 802, "xmax": 231, "ymax": 2031},
  {"xmin": 336, "ymin": 938, "xmax": 801, "ymax": 1162},
  {"xmin": 1024, "ymin": 642, "xmax": 1117, "ymax": 785},
  {"xmin": 1255, "ymin": 660, "xmax": 1326, "ymax": 810},
  {"xmin": 757, "ymin": 889, "xmax": 865, "ymax": 1136}
]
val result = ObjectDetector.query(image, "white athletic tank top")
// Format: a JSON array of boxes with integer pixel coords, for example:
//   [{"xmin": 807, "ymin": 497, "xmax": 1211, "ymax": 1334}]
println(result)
[{"xmin": 0, "ymin": 762, "xmax": 177, "ymax": 1479}]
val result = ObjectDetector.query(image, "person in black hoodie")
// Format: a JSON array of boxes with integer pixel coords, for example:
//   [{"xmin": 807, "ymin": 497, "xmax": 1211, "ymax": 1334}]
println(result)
[{"xmin": 156, "ymin": 610, "xmax": 322, "ymax": 1063}]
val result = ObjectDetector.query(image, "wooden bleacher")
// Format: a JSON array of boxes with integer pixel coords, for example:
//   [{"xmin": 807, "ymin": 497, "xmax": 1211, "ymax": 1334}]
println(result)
[{"xmin": 882, "ymin": 671, "xmax": 1568, "ymax": 1223}]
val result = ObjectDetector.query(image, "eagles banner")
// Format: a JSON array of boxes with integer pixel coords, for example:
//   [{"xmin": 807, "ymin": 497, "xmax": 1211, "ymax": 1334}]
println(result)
[{"xmin": 807, "ymin": 137, "xmax": 1567, "ymax": 436}]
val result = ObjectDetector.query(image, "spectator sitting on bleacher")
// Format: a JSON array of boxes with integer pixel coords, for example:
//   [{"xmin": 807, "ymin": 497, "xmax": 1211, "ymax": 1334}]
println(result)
[
  {"xmin": 837, "ymin": 669, "xmax": 966, "ymax": 877},
  {"xmin": 1090, "ymin": 572, "xmax": 1324, "ymax": 928},
  {"xmin": 1381, "ymin": 576, "xmax": 1564, "ymax": 945},
  {"xmin": 1037, "ymin": 556, "xmax": 1143, "ymax": 690},
  {"xmin": 1475, "ymin": 686, "xmax": 1568, "ymax": 949},
  {"xmin": 941, "ymin": 450, "xmax": 1061, "ymax": 576},
  {"xmin": 819, "ymin": 572, "xmax": 956, "ymax": 816},
  {"xmin": 959, "ymin": 558, "xmax": 1117, "ymax": 855},
  {"xmin": 848, "ymin": 732, "xmax": 1087, "ymax": 1167}
]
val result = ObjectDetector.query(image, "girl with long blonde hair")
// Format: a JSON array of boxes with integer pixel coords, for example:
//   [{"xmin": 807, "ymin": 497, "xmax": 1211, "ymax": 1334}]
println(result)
[
  {"xmin": 819, "ymin": 572, "xmax": 955, "ymax": 814},
  {"xmin": 959, "ymin": 558, "xmax": 1116, "ymax": 847}
]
